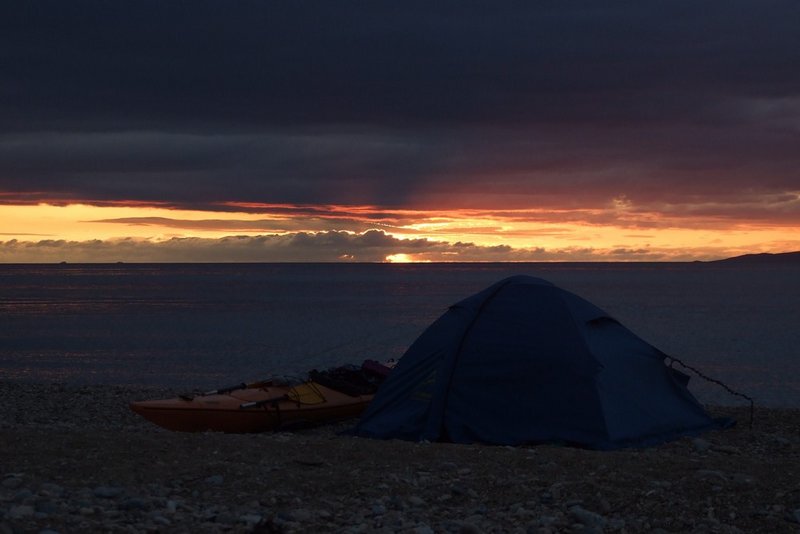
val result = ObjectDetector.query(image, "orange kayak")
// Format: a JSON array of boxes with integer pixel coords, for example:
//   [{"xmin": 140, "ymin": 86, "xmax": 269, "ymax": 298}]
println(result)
[{"xmin": 130, "ymin": 379, "xmax": 373, "ymax": 433}]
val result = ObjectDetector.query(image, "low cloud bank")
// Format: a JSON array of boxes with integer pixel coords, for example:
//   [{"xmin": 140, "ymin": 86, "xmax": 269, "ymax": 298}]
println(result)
[{"xmin": 0, "ymin": 230, "xmax": 724, "ymax": 263}]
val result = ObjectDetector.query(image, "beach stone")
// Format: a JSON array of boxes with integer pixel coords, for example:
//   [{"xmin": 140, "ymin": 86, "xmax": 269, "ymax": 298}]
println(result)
[
  {"xmin": 35, "ymin": 500, "xmax": 58, "ymax": 515},
  {"xmin": 93, "ymin": 486, "xmax": 124, "ymax": 498},
  {"xmin": 695, "ymin": 470, "xmax": 727, "ymax": 482},
  {"xmin": 216, "ymin": 511, "xmax": 236, "ymax": 525},
  {"xmin": 770, "ymin": 435, "xmax": 792, "ymax": 446},
  {"xmin": 153, "ymin": 514, "xmax": 171, "ymax": 526},
  {"xmin": 457, "ymin": 522, "xmax": 482, "ymax": 534},
  {"xmin": 539, "ymin": 460, "xmax": 558, "ymax": 471},
  {"xmin": 120, "ymin": 497, "xmax": 149, "ymax": 511},
  {"xmin": 549, "ymin": 483, "xmax": 564, "ymax": 500},
  {"xmin": 712, "ymin": 444, "xmax": 742, "ymax": 455},
  {"xmin": 38, "ymin": 483, "xmax": 64, "ymax": 497},
  {"xmin": 294, "ymin": 456, "xmax": 325, "ymax": 467},
  {"xmin": 408, "ymin": 496, "xmax": 426, "ymax": 507},
  {"xmin": 534, "ymin": 515, "xmax": 558, "ymax": 527},
  {"xmin": 7, "ymin": 505, "xmax": 35, "ymax": 519},
  {"xmin": 1, "ymin": 477, "xmax": 24, "ymax": 490},
  {"xmin": 569, "ymin": 505, "xmax": 607, "ymax": 529},
  {"xmin": 608, "ymin": 518, "xmax": 626, "ymax": 530},
  {"xmin": 732, "ymin": 473, "xmax": 755, "ymax": 485},
  {"xmin": 239, "ymin": 513, "xmax": 262, "ymax": 526},
  {"xmin": 691, "ymin": 438, "xmax": 711, "ymax": 452},
  {"xmin": 288, "ymin": 508, "xmax": 312, "ymax": 522},
  {"xmin": 204, "ymin": 475, "xmax": 224, "ymax": 485},
  {"xmin": 13, "ymin": 489, "xmax": 33, "ymax": 503},
  {"xmin": 471, "ymin": 505, "xmax": 488, "ymax": 516},
  {"xmin": 450, "ymin": 483, "xmax": 468, "ymax": 496},
  {"xmin": 513, "ymin": 505, "xmax": 534, "ymax": 518}
]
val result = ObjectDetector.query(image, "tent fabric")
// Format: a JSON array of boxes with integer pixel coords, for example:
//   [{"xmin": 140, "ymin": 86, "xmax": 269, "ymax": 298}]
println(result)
[{"xmin": 354, "ymin": 275, "xmax": 730, "ymax": 449}]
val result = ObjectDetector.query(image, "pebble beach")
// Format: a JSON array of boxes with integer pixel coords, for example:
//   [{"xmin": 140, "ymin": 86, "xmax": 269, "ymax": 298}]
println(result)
[{"xmin": 2, "ymin": 382, "xmax": 800, "ymax": 533}]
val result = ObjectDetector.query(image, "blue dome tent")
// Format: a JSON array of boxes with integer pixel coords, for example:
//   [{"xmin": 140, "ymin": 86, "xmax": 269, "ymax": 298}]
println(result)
[{"xmin": 354, "ymin": 276, "xmax": 731, "ymax": 449}]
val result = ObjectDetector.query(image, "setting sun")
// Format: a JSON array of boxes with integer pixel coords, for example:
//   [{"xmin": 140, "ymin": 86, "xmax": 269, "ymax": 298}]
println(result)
[{"xmin": 385, "ymin": 253, "xmax": 414, "ymax": 263}]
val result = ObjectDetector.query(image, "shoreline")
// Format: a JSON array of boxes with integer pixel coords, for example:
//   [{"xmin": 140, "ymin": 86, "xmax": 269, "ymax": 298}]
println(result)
[{"xmin": 2, "ymin": 382, "xmax": 800, "ymax": 533}]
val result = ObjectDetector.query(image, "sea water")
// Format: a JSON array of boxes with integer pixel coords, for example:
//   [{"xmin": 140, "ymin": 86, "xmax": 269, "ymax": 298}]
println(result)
[{"xmin": 0, "ymin": 262, "xmax": 798, "ymax": 407}]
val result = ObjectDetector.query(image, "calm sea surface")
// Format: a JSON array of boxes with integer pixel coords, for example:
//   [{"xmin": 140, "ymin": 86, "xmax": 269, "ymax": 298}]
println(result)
[{"xmin": 1, "ymin": 262, "xmax": 798, "ymax": 407}]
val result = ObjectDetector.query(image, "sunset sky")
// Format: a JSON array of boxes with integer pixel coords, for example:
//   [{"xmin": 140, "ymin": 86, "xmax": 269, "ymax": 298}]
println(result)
[{"xmin": 1, "ymin": 1, "xmax": 798, "ymax": 262}]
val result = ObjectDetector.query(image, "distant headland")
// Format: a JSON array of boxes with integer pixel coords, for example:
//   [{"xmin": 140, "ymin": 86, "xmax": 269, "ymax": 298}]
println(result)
[{"xmin": 712, "ymin": 251, "xmax": 800, "ymax": 264}]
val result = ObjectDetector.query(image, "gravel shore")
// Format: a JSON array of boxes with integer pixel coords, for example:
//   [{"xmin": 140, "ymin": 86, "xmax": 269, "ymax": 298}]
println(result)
[{"xmin": 1, "ymin": 381, "xmax": 799, "ymax": 533}]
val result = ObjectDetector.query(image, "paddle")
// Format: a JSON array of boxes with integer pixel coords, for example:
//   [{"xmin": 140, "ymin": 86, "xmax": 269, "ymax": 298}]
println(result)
[
  {"xmin": 239, "ymin": 394, "xmax": 288, "ymax": 409},
  {"xmin": 179, "ymin": 380, "xmax": 271, "ymax": 401},
  {"xmin": 203, "ymin": 382, "xmax": 248, "ymax": 396}
]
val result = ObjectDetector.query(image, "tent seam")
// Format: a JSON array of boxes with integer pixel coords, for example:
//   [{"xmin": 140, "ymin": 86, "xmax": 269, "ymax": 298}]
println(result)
[
  {"xmin": 426, "ymin": 277, "xmax": 518, "ymax": 440},
  {"xmin": 558, "ymin": 291, "xmax": 613, "ymax": 444}
]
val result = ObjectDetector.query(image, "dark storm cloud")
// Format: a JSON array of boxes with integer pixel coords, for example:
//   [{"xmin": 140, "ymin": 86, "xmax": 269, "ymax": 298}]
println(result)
[
  {"xmin": 0, "ymin": 129, "xmax": 437, "ymax": 205},
  {"xmin": 1, "ymin": 1, "xmax": 799, "ymax": 212}
]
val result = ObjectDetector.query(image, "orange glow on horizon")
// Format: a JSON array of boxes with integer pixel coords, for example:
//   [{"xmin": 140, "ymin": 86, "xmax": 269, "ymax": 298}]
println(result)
[{"xmin": 1, "ymin": 201, "xmax": 798, "ymax": 262}]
